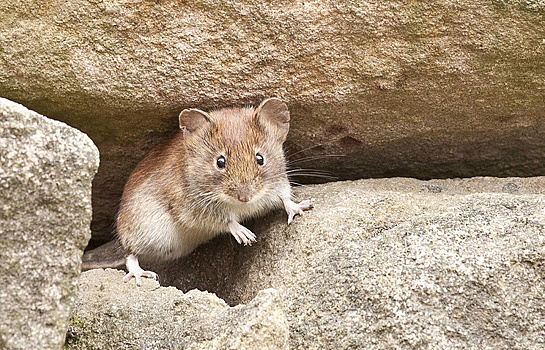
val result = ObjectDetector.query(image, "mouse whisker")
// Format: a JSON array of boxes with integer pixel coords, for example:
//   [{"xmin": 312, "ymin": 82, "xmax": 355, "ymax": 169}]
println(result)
[
  {"xmin": 286, "ymin": 154, "xmax": 345, "ymax": 165},
  {"xmin": 284, "ymin": 143, "xmax": 329, "ymax": 159},
  {"xmin": 288, "ymin": 174, "xmax": 338, "ymax": 181},
  {"xmin": 291, "ymin": 174, "xmax": 338, "ymax": 181},
  {"xmin": 286, "ymin": 168, "xmax": 332, "ymax": 174},
  {"xmin": 286, "ymin": 168, "xmax": 336, "ymax": 179}
]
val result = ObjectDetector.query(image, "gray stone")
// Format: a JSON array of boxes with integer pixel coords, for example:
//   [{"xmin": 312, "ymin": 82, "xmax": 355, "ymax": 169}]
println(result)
[
  {"xmin": 1, "ymin": 1, "xmax": 544, "ymax": 242},
  {"xmin": 67, "ymin": 269, "xmax": 289, "ymax": 350},
  {"xmin": 78, "ymin": 177, "xmax": 545, "ymax": 349},
  {"xmin": 148, "ymin": 177, "xmax": 544, "ymax": 349},
  {"xmin": 0, "ymin": 98, "xmax": 99, "ymax": 350}
]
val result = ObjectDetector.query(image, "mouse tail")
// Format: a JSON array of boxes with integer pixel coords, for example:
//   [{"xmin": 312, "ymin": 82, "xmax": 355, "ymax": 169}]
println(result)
[{"xmin": 81, "ymin": 257, "xmax": 126, "ymax": 271}]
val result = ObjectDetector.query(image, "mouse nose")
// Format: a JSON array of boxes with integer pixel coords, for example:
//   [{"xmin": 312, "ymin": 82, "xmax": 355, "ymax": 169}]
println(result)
[{"xmin": 236, "ymin": 186, "xmax": 252, "ymax": 203}]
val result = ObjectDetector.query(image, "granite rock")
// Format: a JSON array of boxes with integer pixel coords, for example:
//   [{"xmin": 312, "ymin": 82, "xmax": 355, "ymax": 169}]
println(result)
[
  {"xmin": 0, "ymin": 98, "xmax": 99, "ymax": 349},
  {"xmin": 158, "ymin": 177, "xmax": 545, "ymax": 349},
  {"xmin": 1, "ymin": 1, "xmax": 544, "ymax": 242},
  {"xmin": 80, "ymin": 177, "xmax": 545, "ymax": 349},
  {"xmin": 67, "ymin": 269, "xmax": 289, "ymax": 350}
]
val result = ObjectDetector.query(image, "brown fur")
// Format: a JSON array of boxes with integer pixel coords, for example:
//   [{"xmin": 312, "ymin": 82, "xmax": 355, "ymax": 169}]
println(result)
[{"xmin": 116, "ymin": 99, "xmax": 293, "ymax": 262}]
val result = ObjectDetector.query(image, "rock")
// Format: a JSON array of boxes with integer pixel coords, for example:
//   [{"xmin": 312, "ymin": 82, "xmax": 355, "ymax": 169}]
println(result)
[
  {"xmin": 67, "ymin": 269, "xmax": 289, "ymax": 350},
  {"xmin": 0, "ymin": 98, "xmax": 99, "ymax": 350},
  {"xmin": 145, "ymin": 177, "xmax": 543, "ymax": 349},
  {"xmin": 1, "ymin": 1, "xmax": 545, "ymax": 242}
]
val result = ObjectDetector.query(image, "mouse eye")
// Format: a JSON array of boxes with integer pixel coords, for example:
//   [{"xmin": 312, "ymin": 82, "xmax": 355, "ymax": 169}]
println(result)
[
  {"xmin": 216, "ymin": 155, "xmax": 226, "ymax": 169},
  {"xmin": 256, "ymin": 153, "xmax": 264, "ymax": 166}
]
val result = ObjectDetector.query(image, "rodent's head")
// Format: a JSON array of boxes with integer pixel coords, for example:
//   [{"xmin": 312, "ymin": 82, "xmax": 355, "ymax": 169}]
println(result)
[{"xmin": 179, "ymin": 98, "xmax": 290, "ymax": 208}]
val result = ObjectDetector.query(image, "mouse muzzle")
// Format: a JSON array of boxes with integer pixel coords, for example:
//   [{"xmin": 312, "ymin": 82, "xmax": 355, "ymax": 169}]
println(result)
[{"xmin": 236, "ymin": 185, "xmax": 253, "ymax": 203}]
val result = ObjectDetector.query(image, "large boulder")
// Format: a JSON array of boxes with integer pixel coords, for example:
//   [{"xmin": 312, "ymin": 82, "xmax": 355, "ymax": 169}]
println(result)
[
  {"xmin": 1, "ymin": 1, "xmax": 544, "ymax": 243},
  {"xmin": 0, "ymin": 98, "xmax": 99, "ymax": 349},
  {"xmin": 77, "ymin": 177, "xmax": 545, "ymax": 349}
]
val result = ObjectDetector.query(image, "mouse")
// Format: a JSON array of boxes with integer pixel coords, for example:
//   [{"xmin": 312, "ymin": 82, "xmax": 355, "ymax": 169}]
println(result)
[{"xmin": 115, "ymin": 98, "xmax": 312, "ymax": 286}]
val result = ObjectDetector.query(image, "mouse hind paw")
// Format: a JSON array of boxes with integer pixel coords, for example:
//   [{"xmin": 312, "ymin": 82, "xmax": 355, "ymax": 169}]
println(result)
[
  {"xmin": 124, "ymin": 254, "xmax": 158, "ymax": 286},
  {"xmin": 123, "ymin": 270, "xmax": 158, "ymax": 287}
]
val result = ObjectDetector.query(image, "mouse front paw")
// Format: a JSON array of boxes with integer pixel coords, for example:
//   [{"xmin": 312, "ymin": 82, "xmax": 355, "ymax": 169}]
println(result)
[
  {"xmin": 228, "ymin": 220, "xmax": 257, "ymax": 246},
  {"xmin": 283, "ymin": 198, "xmax": 313, "ymax": 224}
]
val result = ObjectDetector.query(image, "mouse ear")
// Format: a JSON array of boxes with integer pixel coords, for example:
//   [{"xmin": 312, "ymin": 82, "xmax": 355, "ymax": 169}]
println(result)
[
  {"xmin": 179, "ymin": 109, "xmax": 212, "ymax": 135},
  {"xmin": 255, "ymin": 98, "xmax": 290, "ymax": 141}
]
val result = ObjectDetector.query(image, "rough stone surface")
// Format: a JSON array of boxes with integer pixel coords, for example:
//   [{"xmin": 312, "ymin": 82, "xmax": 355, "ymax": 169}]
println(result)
[
  {"xmin": 129, "ymin": 177, "xmax": 543, "ymax": 349},
  {"xmin": 1, "ymin": 1, "xmax": 544, "ymax": 243},
  {"xmin": 67, "ymin": 269, "xmax": 289, "ymax": 350},
  {"xmin": 0, "ymin": 98, "xmax": 99, "ymax": 350}
]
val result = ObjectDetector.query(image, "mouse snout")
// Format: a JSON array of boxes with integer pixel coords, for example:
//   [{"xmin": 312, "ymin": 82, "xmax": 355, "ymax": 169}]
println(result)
[{"xmin": 236, "ymin": 185, "xmax": 253, "ymax": 203}]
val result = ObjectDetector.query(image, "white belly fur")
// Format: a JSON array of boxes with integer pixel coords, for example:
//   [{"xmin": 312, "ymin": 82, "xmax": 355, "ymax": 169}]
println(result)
[
  {"xmin": 122, "ymin": 180, "xmax": 287, "ymax": 262},
  {"xmin": 126, "ymin": 197, "xmax": 221, "ymax": 261}
]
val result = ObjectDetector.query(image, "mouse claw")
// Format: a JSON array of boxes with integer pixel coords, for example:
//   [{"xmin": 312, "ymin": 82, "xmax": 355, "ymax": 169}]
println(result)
[
  {"xmin": 123, "ymin": 270, "xmax": 158, "ymax": 286},
  {"xmin": 284, "ymin": 199, "xmax": 313, "ymax": 225},
  {"xmin": 228, "ymin": 220, "xmax": 257, "ymax": 246},
  {"xmin": 124, "ymin": 254, "xmax": 158, "ymax": 286},
  {"xmin": 123, "ymin": 269, "xmax": 158, "ymax": 286}
]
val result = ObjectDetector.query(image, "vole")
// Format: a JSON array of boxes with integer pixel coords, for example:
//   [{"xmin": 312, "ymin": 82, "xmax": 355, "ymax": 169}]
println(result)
[{"xmin": 116, "ymin": 98, "xmax": 312, "ymax": 285}]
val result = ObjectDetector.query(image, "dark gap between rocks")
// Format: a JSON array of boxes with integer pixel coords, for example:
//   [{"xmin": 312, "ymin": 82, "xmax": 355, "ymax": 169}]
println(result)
[{"xmin": 153, "ymin": 212, "xmax": 283, "ymax": 307}]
